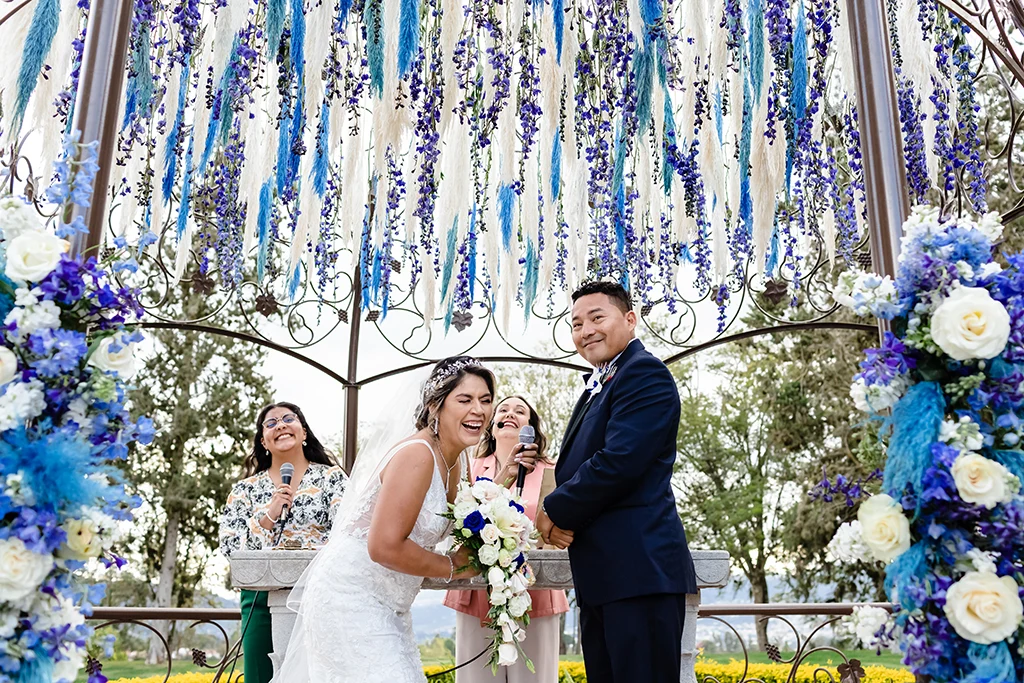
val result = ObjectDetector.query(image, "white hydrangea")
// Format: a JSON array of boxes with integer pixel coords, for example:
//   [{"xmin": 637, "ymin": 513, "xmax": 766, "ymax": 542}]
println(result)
[
  {"xmin": 850, "ymin": 375, "xmax": 909, "ymax": 414},
  {"xmin": 0, "ymin": 609, "xmax": 18, "ymax": 638},
  {"xmin": 4, "ymin": 290, "xmax": 61, "ymax": 342},
  {"xmin": 845, "ymin": 605, "xmax": 893, "ymax": 650},
  {"xmin": 975, "ymin": 211, "xmax": 1005, "ymax": 243},
  {"xmin": 0, "ymin": 196, "xmax": 45, "ymax": 243},
  {"xmin": 939, "ymin": 416, "xmax": 986, "ymax": 454},
  {"xmin": 827, "ymin": 521, "xmax": 872, "ymax": 564},
  {"xmin": 61, "ymin": 397, "xmax": 93, "ymax": 438},
  {"xmin": 956, "ymin": 548, "xmax": 999, "ymax": 575},
  {"xmin": 955, "ymin": 260, "xmax": 976, "ymax": 284},
  {"xmin": 978, "ymin": 262, "xmax": 1003, "ymax": 279},
  {"xmin": 834, "ymin": 271, "xmax": 902, "ymax": 318},
  {"xmin": 33, "ymin": 594, "xmax": 85, "ymax": 632},
  {"xmin": 0, "ymin": 380, "xmax": 46, "ymax": 432}
]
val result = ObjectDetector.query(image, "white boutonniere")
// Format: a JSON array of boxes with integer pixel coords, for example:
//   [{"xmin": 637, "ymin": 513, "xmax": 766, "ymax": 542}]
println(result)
[{"xmin": 586, "ymin": 364, "xmax": 619, "ymax": 397}]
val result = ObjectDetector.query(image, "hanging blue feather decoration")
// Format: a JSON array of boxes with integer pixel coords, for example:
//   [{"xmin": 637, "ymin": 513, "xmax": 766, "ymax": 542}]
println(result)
[
  {"xmin": 370, "ymin": 247, "xmax": 383, "ymax": 304},
  {"xmin": 287, "ymin": 261, "xmax": 302, "ymax": 300},
  {"xmin": 523, "ymin": 239, "xmax": 538, "ymax": 324},
  {"xmin": 739, "ymin": 76, "xmax": 753, "ymax": 236},
  {"xmin": 122, "ymin": 26, "xmax": 155, "ymax": 129},
  {"xmin": 313, "ymin": 100, "xmax": 330, "ymax": 196},
  {"xmin": 11, "ymin": 0, "xmax": 61, "ymax": 134},
  {"xmin": 337, "ymin": 0, "xmax": 353, "ymax": 27},
  {"xmin": 498, "ymin": 184, "xmax": 515, "ymax": 251},
  {"xmin": 267, "ymin": 0, "xmax": 287, "ymax": 58},
  {"xmin": 359, "ymin": 186, "xmax": 374, "ymax": 308},
  {"xmin": 990, "ymin": 450, "xmax": 1024, "ymax": 483},
  {"xmin": 122, "ymin": 90, "xmax": 138, "ymax": 131},
  {"xmin": 276, "ymin": 95, "xmax": 293, "ymax": 194},
  {"xmin": 176, "ymin": 135, "xmax": 195, "ymax": 240},
  {"xmin": 662, "ymin": 86, "xmax": 675, "ymax": 195},
  {"xmin": 291, "ymin": 0, "xmax": 306, "ymax": 82},
  {"xmin": 639, "ymin": 0, "xmax": 661, "ymax": 28},
  {"xmin": 884, "ymin": 541, "xmax": 928, "ymax": 613},
  {"xmin": 256, "ymin": 180, "xmax": 273, "ymax": 281},
  {"xmin": 398, "ymin": 0, "xmax": 420, "ymax": 78},
  {"xmin": 365, "ymin": 0, "xmax": 385, "ymax": 97},
  {"xmin": 163, "ymin": 64, "xmax": 191, "ymax": 203},
  {"xmin": 680, "ymin": 243, "xmax": 693, "ymax": 264},
  {"xmin": 611, "ymin": 123, "xmax": 626, "ymax": 199},
  {"xmin": 0, "ymin": 428, "xmax": 109, "ymax": 514},
  {"xmin": 614, "ymin": 182, "xmax": 626, "ymax": 262},
  {"xmin": 217, "ymin": 43, "xmax": 240, "ymax": 145},
  {"xmin": 553, "ymin": 0, "xmax": 565, "ymax": 63},
  {"xmin": 551, "ymin": 131, "xmax": 562, "ymax": 200},
  {"xmin": 714, "ymin": 85, "xmax": 724, "ymax": 144},
  {"xmin": 748, "ymin": 0, "xmax": 765, "ymax": 104},
  {"xmin": 440, "ymin": 219, "xmax": 459, "ymax": 302},
  {"xmin": 633, "ymin": 42, "xmax": 654, "ymax": 135},
  {"xmin": 787, "ymin": 0, "xmax": 808, "ymax": 190},
  {"xmin": 963, "ymin": 643, "xmax": 1015, "ymax": 683},
  {"xmin": 443, "ymin": 292, "xmax": 455, "ymax": 333},
  {"xmin": 884, "ymin": 381, "xmax": 945, "ymax": 504},
  {"xmin": 764, "ymin": 221, "xmax": 780, "ymax": 274}
]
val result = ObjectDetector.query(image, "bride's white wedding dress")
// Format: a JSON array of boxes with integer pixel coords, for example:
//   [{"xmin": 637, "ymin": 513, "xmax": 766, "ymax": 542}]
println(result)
[{"xmin": 272, "ymin": 439, "xmax": 452, "ymax": 683}]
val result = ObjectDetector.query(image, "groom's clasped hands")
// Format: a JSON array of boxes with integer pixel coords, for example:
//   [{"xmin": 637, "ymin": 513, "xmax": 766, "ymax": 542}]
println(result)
[{"xmin": 536, "ymin": 510, "xmax": 573, "ymax": 549}]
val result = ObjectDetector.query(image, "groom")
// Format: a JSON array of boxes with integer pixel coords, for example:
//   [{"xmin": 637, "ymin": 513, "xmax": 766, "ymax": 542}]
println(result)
[{"xmin": 538, "ymin": 281, "xmax": 697, "ymax": 683}]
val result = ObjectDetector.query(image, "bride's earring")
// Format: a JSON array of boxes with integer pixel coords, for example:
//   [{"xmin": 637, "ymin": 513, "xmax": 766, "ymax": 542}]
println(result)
[
  {"xmin": 302, "ymin": 440, "xmax": 307, "ymax": 446},
  {"xmin": 432, "ymin": 416, "xmax": 439, "ymax": 435}
]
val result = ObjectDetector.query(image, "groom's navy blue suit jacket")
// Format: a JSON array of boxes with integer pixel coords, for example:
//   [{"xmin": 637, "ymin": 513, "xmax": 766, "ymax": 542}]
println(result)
[{"xmin": 544, "ymin": 339, "xmax": 697, "ymax": 606}]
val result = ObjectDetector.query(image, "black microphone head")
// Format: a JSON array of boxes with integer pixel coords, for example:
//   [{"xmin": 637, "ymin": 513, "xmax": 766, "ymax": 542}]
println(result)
[
  {"xmin": 495, "ymin": 421, "xmax": 506, "ymax": 430},
  {"xmin": 280, "ymin": 462, "xmax": 295, "ymax": 486},
  {"xmin": 518, "ymin": 425, "xmax": 536, "ymax": 445}
]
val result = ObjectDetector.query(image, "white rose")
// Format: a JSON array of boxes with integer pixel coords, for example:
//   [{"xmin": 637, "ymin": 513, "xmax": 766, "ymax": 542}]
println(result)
[
  {"xmin": 508, "ymin": 593, "xmax": 532, "ymax": 618},
  {"xmin": 487, "ymin": 566, "xmax": 506, "ymax": 589},
  {"xmin": 88, "ymin": 336, "xmax": 137, "ymax": 378},
  {"xmin": 58, "ymin": 517, "xmax": 104, "ymax": 560},
  {"xmin": 0, "ymin": 196, "xmax": 45, "ymax": 242},
  {"xmin": 930, "ymin": 286, "xmax": 1011, "ymax": 361},
  {"xmin": 951, "ymin": 453, "xmax": 1018, "ymax": 509},
  {"xmin": 0, "ymin": 537, "xmax": 53, "ymax": 601},
  {"xmin": 477, "ymin": 543, "xmax": 500, "ymax": 566},
  {"xmin": 944, "ymin": 571, "xmax": 1024, "ymax": 644},
  {"xmin": 489, "ymin": 588, "xmax": 509, "ymax": 606},
  {"xmin": 0, "ymin": 347, "xmax": 18, "ymax": 386},
  {"xmin": 472, "ymin": 479, "xmax": 502, "ymax": 502},
  {"xmin": 480, "ymin": 524, "xmax": 501, "ymax": 545},
  {"xmin": 498, "ymin": 549, "xmax": 513, "ymax": 568},
  {"xmin": 453, "ymin": 501, "xmax": 477, "ymax": 520},
  {"xmin": 4, "ymin": 231, "xmax": 68, "ymax": 282},
  {"xmin": 497, "ymin": 642, "xmax": 518, "ymax": 666},
  {"xmin": 507, "ymin": 571, "xmax": 529, "ymax": 594},
  {"xmin": 857, "ymin": 494, "xmax": 911, "ymax": 563}
]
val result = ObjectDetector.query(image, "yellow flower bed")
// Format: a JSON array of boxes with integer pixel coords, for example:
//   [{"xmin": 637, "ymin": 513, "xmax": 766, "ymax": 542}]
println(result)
[{"xmin": 111, "ymin": 659, "xmax": 914, "ymax": 683}]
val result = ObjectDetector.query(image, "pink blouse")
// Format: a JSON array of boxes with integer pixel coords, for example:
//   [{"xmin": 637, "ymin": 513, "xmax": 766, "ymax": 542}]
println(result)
[{"xmin": 443, "ymin": 456, "xmax": 570, "ymax": 623}]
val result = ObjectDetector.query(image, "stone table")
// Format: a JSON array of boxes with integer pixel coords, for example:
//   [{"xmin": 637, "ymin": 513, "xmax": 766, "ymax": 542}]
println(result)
[{"xmin": 230, "ymin": 548, "xmax": 730, "ymax": 681}]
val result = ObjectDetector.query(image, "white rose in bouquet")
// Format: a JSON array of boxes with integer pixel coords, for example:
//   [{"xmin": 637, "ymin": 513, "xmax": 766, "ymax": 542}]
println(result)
[
  {"xmin": 490, "ymin": 589, "xmax": 509, "ymax": 606},
  {"xmin": 943, "ymin": 571, "xmax": 1024, "ymax": 644},
  {"xmin": 88, "ymin": 336, "xmax": 137, "ymax": 378},
  {"xmin": 0, "ymin": 537, "xmax": 53, "ymax": 601},
  {"xmin": 478, "ymin": 543, "xmax": 500, "ymax": 566},
  {"xmin": 480, "ymin": 524, "xmax": 501, "ymax": 545},
  {"xmin": 857, "ymin": 494, "xmax": 911, "ymax": 563},
  {"xmin": 5, "ymin": 231, "xmax": 69, "ymax": 283},
  {"xmin": 0, "ymin": 196, "xmax": 45, "ymax": 242},
  {"xmin": 930, "ymin": 286, "xmax": 1011, "ymax": 361},
  {"xmin": 453, "ymin": 500, "xmax": 477, "ymax": 521},
  {"xmin": 498, "ymin": 549, "xmax": 513, "ymax": 567},
  {"xmin": 508, "ymin": 571, "xmax": 529, "ymax": 594},
  {"xmin": 472, "ymin": 479, "xmax": 502, "ymax": 502},
  {"xmin": 508, "ymin": 593, "xmax": 532, "ymax": 618},
  {"xmin": 498, "ymin": 643, "xmax": 518, "ymax": 666},
  {"xmin": 0, "ymin": 347, "xmax": 18, "ymax": 386},
  {"xmin": 951, "ymin": 453, "xmax": 1018, "ymax": 509}
]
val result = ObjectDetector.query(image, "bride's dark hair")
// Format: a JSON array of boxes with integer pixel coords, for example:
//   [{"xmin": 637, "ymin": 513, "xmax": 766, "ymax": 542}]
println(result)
[{"xmin": 415, "ymin": 356, "xmax": 495, "ymax": 430}]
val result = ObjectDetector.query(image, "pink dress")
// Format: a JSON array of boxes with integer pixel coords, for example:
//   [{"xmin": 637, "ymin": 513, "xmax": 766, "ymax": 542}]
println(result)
[{"xmin": 443, "ymin": 457, "xmax": 570, "ymax": 624}]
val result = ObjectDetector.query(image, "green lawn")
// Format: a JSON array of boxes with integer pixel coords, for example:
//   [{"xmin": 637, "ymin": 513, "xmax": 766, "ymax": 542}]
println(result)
[{"xmin": 76, "ymin": 659, "xmax": 242, "ymax": 683}]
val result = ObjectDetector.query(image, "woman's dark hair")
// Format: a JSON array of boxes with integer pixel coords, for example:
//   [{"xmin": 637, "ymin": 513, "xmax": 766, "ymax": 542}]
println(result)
[
  {"xmin": 243, "ymin": 402, "xmax": 336, "ymax": 476},
  {"xmin": 414, "ymin": 356, "xmax": 496, "ymax": 430},
  {"xmin": 475, "ymin": 395, "xmax": 552, "ymax": 464}
]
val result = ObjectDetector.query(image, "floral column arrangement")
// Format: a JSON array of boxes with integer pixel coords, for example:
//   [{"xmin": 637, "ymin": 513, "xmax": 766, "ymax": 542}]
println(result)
[
  {"xmin": 0, "ymin": 138, "xmax": 153, "ymax": 683},
  {"xmin": 831, "ymin": 207, "xmax": 1024, "ymax": 681}
]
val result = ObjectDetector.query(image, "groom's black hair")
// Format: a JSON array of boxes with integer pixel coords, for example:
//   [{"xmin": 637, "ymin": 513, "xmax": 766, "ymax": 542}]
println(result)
[{"xmin": 571, "ymin": 280, "xmax": 632, "ymax": 313}]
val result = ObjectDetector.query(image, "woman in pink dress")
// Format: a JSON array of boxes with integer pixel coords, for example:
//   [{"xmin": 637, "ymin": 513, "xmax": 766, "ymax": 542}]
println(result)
[{"xmin": 444, "ymin": 396, "xmax": 570, "ymax": 682}]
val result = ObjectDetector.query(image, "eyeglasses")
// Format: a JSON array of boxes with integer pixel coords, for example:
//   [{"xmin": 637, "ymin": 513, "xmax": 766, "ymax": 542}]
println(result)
[{"xmin": 263, "ymin": 414, "xmax": 299, "ymax": 430}]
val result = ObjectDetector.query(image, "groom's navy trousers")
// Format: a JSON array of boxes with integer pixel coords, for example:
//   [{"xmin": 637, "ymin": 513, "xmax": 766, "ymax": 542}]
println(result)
[{"xmin": 544, "ymin": 340, "xmax": 697, "ymax": 683}]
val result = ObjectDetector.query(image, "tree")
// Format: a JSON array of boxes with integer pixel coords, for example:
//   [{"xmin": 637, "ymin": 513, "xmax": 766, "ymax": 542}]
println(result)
[
  {"xmin": 118, "ymin": 280, "xmax": 274, "ymax": 662},
  {"xmin": 672, "ymin": 304, "xmax": 879, "ymax": 650}
]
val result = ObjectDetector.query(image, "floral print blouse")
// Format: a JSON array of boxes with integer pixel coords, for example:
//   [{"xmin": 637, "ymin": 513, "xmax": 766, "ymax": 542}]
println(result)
[{"xmin": 219, "ymin": 463, "xmax": 347, "ymax": 556}]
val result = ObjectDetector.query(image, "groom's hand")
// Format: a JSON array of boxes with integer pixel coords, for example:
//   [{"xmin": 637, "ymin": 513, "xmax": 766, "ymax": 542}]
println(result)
[{"xmin": 537, "ymin": 508, "xmax": 574, "ymax": 549}]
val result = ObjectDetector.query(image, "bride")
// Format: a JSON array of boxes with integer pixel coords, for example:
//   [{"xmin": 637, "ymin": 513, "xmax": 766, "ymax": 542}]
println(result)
[{"xmin": 272, "ymin": 356, "xmax": 492, "ymax": 683}]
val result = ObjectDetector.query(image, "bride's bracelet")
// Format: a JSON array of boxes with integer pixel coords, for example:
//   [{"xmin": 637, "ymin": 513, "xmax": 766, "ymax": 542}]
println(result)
[{"xmin": 443, "ymin": 554, "xmax": 455, "ymax": 583}]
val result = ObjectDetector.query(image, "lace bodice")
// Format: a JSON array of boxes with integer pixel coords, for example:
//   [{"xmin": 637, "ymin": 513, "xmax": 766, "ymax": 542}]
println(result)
[{"xmin": 309, "ymin": 439, "xmax": 452, "ymax": 612}]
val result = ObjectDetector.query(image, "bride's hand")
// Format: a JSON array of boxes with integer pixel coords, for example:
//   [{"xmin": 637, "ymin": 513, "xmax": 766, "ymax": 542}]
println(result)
[{"xmin": 450, "ymin": 546, "xmax": 480, "ymax": 578}]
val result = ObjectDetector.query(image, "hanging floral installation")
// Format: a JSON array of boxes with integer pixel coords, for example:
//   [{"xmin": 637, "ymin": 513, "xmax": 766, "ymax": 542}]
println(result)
[{"xmin": 0, "ymin": 0, "xmax": 987, "ymax": 330}]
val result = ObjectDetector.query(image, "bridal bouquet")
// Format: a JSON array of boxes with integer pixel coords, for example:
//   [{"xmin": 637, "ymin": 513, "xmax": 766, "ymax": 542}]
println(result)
[
  {"xmin": 828, "ymin": 206, "xmax": 1024, "ymax": 681},
  {"xmin": 0, "ymin": 137, "xmax": 152, "ymax": 683},
  {"xmin": 445, "ymin": 477, "xmax": 537, "ymax": 672}
]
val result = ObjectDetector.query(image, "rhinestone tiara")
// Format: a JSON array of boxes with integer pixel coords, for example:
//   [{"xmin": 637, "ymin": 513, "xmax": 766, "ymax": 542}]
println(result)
[{"xmin": 425, "ymin": 357, "xmax": 483, "ymax": 393}]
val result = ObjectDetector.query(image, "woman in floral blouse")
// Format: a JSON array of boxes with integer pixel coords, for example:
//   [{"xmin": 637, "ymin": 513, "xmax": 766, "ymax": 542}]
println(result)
[{"xmin": 219, "ymin": 402, "xmax": 346, "ymax": 683}]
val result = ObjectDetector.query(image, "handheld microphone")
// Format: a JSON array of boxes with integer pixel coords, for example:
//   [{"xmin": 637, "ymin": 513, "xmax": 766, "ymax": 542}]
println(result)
[
  {"xmin": 515, "ymin": 425, "xmax": 535, "ymax": 496},
  {"xmin": 279, "ymin": 462, "xmax": 294, "ymax": 523}
]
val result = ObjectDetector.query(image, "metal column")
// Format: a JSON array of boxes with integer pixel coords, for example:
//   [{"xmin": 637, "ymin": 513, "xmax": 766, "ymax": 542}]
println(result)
[{"xmin": 68, "ymin": 0, "xmax": 134, "ymax": 257}]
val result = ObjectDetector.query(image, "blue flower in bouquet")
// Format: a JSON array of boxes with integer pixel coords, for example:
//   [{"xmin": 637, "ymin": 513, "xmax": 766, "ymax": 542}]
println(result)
[
  {"xmin": 463, "ymin": 510, "xmax": 486, "ymax": 534},
  {"xmin": 509, "ymin": 500, "xmax": 524, "ymax": 514}
]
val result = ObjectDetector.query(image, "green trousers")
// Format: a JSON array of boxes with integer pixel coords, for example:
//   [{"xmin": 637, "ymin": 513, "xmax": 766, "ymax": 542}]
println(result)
[{"xmin": 240, "ymin": 589, "xmax": 274, "ymax": 683}]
